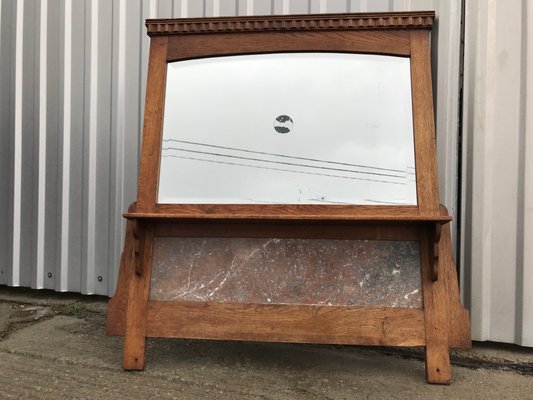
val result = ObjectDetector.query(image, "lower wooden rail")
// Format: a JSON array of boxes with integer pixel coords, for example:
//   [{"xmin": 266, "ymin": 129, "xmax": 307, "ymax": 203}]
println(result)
[{"xmin": 145, "ymin": 301, "xmax": 426, "ymax": 346}]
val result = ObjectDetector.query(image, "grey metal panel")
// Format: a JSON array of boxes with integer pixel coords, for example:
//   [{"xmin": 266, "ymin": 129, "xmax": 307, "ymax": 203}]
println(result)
[
  {"xmin": 272, "ymin": 0, "xmax": 285, "ymax": 14},
  {"xmin": 253, "ymin": 0, "xmax": 274, "ymax": 15},
  {"xmin": 0, "ymin": 0, "xmax": 14, "ymax": 286},
  {"xmin": 324, "ymin": 0, "xmax": 348, "ymax": 13},
  {"xmin": 20, "ymin": 0, "xmax": 38, "ymax": 289},
  {"xmin": 218, "ymin": 0, "xmax": 238, "ymax": 16},
  {"xmin": 65, "ymin": 0, "xmax": 86, "ymax": 293},
  {"xmin": 157, "ymin": 0, "xmax": 173, "ymax": 17},
  {"xmin": 41, "ymin": 0, "xmax": 61, "ymax": 290},
  {"xmin": 308, "ymin": 0, "xmax": 321, "ymax": 13},
  {"xmin": 288, "ymin": 0, "xmax": 310, "ymax": 14},
  {"xmin": 237, "ymin": 0, "xmax": 247, "ymax": 16},
  {"xmin": 94, "ymin": 0, "xmax": 113, "ymax": 294},
  {"xmin": 187, "ymin": 0, "xmax": 205, "ymax": 17},
  {"xmin": 205, "ymin": 0, "xmax": 216, "ymax": 16}
]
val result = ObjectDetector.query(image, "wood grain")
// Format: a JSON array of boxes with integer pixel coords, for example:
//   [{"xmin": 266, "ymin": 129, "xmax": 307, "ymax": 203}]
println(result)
[
  {"xmin": 146, "ymin": 301, "xmax": 426, "ymax": 346},
  {"xmin": 439, "ymin": 205, "xmax": 471, "ymax": 349},
  {"xmin": 420, "ymin": 228, "xmax": 451, "ymax": 384},
  {"xmin": 136, "ymin": 36, "xmax": 168, "ymax": 212},
  {"xmin": 410, "ymin": 30, "xmax": 440, "ymax": 216},
  {"xmin": 153, "ymin": 221, "xmax": 421, "ymax": 241},
  {"xmin": 106, "ymin": 209, "xmax": 135, "ymax": 336},
  {"xmin": 147, "ymin": 12, "xmax": 435, "ymax": 36},
  {"xmin": 125, "ymin": 204, "xmax": 452, "ymax": 223},
  {"xmin": 166, "ymin": 30, "xmax": 411, "ymax": 61},
  {"xmin": 123, "ymin": 225, "xmax": 154, "ymax": 370}
]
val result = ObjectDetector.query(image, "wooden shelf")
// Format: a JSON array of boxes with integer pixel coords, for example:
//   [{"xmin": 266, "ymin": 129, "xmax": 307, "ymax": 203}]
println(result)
[{"xmin": 123, "ymin": 211, "xmax": 452, "ymax": 224}]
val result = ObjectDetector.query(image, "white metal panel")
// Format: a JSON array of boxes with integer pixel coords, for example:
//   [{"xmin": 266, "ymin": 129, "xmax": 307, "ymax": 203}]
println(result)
[
  {"xmin": 461, "ymin": 0, "xmax": 533, "ymax": 346},
  {"xmin": 0, "ymin": 0, "xmax": 13, "ymax": 287}
]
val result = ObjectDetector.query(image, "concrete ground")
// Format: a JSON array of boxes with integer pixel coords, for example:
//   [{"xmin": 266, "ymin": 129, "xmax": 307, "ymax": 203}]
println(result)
[{"xmin": 0, "ymin": 288, "xmax": 532, "ymax": 400}]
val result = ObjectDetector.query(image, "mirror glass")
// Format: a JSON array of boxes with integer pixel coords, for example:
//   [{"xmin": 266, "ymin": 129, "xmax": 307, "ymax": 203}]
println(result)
[{"xmin": 158, "ymin": 53, "xmax": 417, "ymax": 205}]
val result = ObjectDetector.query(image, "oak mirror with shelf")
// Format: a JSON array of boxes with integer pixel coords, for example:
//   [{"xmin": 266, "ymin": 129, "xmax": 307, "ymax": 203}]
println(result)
[{"xmin": 107, "ymin": 11, "xmax": 470, "ymax": 385}]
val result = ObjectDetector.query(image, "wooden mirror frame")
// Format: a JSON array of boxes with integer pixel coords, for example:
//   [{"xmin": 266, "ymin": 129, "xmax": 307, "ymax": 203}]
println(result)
[{"xmin": 107, "ymin": 11, "xmax": 471, "ymax": 384}]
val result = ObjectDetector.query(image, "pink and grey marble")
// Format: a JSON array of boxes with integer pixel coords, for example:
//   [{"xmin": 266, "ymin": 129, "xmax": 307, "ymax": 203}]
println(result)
[{"xmin": 150, "ymin": 237, "xmax": 422, "ymax": 308}]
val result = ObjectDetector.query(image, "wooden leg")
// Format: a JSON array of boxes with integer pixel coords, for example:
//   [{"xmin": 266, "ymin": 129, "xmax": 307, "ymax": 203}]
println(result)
[
  {"xmin": 425, "ymin": 344, "xmax": 451, "ymax": 384},
  {"xmin": 123, "ymin": 225, "xmax": 154, "ymax": 370},
  {"xmin": 106, "ymin": 220, "xmax": 134, "ymax": 336},
  {"xmin": 421, "ymin": 230, "xmax": 451, "ymax": 384},
  {"xmin": 439, "ymin": 206, "xmax": 472, "ymax": 350}
]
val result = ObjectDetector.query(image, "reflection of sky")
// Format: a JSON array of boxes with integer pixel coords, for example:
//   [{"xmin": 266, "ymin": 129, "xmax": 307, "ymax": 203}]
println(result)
[{"xmin": 158, "ymin": 53, "xmax": 417, "ymax": 205}]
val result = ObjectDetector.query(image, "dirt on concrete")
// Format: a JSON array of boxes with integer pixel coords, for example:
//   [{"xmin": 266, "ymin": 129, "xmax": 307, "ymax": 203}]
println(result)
[{"xmin": 0, "ymin": 293, "xmax": 532, "ymax": 400}]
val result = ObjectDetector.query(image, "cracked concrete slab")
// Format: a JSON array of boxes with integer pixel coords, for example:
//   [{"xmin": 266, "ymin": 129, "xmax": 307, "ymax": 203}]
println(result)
[
  {"xmin": 0, "ymin": 305, "xmax": 532, "ymax": 400},
  {"xmin": 8, "ymin": 304, "xmax": 54, "ymax": 324},
  {"xmin": 0, "ymin": 302, "xmax": 54, "ymax": 341}
]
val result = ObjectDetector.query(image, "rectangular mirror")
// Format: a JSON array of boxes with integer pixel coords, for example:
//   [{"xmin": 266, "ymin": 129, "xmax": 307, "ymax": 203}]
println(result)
[{"xmin": 158, "ymin": 53, "xmax": 417, "ymax": 205}]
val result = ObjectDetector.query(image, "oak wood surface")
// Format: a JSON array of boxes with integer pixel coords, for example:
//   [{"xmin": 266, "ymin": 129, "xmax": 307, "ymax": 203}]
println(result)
[
  {"xmin": 153, "ymin": 221, "xmax": 421, "ymax": 241},
  {"xmin": 147, "ymin": 11, "xmax": 435, "ymax": 36},
  {"xmin": 123, "ymin": 226, "xmax": 154, "ymax": 370},
  {"xmin": 410, "ymin": 30, "xmax": 440, "ymax": 216},
  {"xmin": 124, "ymin": 205, "xmax": 452, "ymax": 223},
  {"xmin": 166, "ymin": 30, "xmax": 411, "ymax": 62},
  {"xmin": 439, "ymin": 206, "xmax": 471, "ymax": 349},
  {"xmin": 420, "ymin": 228, "xmax": 451, "ymax": 384},
  {"xmin": 106, "ymin": 216, "xmax": 135, "ymax": 337},
  {"xmin": 145, "ymin": 301, "xmax": 426, "ymax": 346},
  {"xmin": 136, "ymin": 37, "xmax": 168, "ymax": 212}
]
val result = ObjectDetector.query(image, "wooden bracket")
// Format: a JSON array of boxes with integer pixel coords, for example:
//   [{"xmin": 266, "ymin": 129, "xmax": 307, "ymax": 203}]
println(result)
[
  {"xmin": 131, "ymin": 220, "xmax": 143, "ymax": 276},
  {"xmin": 430, "ymin": 223, "xmax": 441, "ymax": 282}
]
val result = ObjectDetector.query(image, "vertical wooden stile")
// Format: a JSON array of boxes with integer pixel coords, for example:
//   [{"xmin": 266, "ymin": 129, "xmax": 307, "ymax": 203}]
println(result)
[
  {"xmin": 123, "ymin": 225, "xmax": 154, "ymax": 369},
  {"xmin": 136, "ymin": 37, "xmax": 168, "ymax": 212}
]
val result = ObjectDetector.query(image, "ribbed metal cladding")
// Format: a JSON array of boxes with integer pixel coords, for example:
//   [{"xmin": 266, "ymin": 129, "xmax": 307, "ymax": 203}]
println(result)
[
  {"xmin": 461, "ymin": 0, "xmax": 533, "ymax": 346},
  {"xmin": 2, "ymin": 0, "xmax": 465, "ymax": 300}
]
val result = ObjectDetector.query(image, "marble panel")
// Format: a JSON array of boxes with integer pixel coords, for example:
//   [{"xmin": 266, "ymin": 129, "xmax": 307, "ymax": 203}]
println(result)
[{"xmin": 150, "ymin": 237, "xmax": 422, "ymax": 308}]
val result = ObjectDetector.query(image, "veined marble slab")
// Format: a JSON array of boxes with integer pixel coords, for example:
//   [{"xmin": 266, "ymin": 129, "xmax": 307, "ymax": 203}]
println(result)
[{"xmin": 150, "ymin": 237, "xmax": 422, "ymax": 308}]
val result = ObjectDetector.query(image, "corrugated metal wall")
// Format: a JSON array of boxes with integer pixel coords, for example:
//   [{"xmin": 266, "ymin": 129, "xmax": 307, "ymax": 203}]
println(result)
[
  {"xmin": 1, "ymin": 0, "xmax": 470, "ymax": 330},
  {"xmin": 461, "ymin": 0, "xmax": 533, "ymax": 346}
]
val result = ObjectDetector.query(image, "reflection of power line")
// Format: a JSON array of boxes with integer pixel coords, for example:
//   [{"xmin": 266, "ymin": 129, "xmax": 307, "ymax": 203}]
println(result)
[
  {"xmin": 162, "ymin": 138, "xmax": 409, "ymax": 174},
  {"xmin": 161, "ymin": 154, "xmax": 406, "ymax": 185},
  {"xmin": 162, "ymin": 146, "xmax": 405, "ymax": 179}
]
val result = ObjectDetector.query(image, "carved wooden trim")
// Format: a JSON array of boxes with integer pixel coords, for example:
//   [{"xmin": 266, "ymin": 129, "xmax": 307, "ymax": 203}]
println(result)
[{"xmin": 146, "ymin": 11, "xmax": 434, "ymax": 36}]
